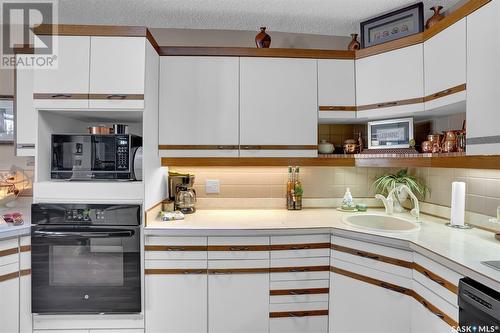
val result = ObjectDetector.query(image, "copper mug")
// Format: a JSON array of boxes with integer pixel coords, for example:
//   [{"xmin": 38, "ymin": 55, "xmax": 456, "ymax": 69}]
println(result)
[
  {"xmin": 421, "ymin": 141, "xmax": 433, "ymax": 153},
  {"xmin": 442, "ymin": 140, "xmax": 456, "ymax": 153},
  {"xmin": 427, "ymin": 134, "xmax": 442, "ymax": 144},
  {"xmin": 443, "ymin": 130, "xmax": 458, "ymax": 142}
]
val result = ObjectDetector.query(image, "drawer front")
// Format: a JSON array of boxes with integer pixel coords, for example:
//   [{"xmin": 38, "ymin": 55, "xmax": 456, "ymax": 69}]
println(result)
[
  {"xmin": 208, "ymin": 236, "xmax": 269, "ymax": 260},
  {"xmin": 208, "ymin": 259, "xmax": 269, "ymax": 274},
  {"xmin": 145, "ymin": 260, "xmax": 207, "ymax": 275},
  {"xmin": 271, "ymin": 235, "xmax": 330, "ymax": 259},
  {"xmin": 0, "ymin": 238, "xmax": 19, "ymax": 267},
  {"xmin": 0, "ymin": 262, "xmax": 19, "ymax": 282},
  {"xmin": 413, "ymin": 280, "xmax": 459, "ymax": 323},
  {"xmin": 271, "ymin": 257, "xmax": 330, "ymax": 281},
  {"xmin": 270, "ymin": 315, "xmax": 328, "ymax": 333},
  {"xmin": 331, "ymin": 236, "xmax": 413, "ymax": 262},
  {"xmin": 145, "ymin": 236, "xmax": 207, "ymax": 260},
  {"xmin": 270, "ymin": 301, "xmax": 329, "ymax": 313},
  {"xmin": 270, "ymin": 279, "xmax": 329, "ymax": 304}
]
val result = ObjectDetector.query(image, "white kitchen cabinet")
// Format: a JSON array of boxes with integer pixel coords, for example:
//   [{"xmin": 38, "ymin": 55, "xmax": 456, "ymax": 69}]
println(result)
[
  {"xmin": 0, "ymin": 263, "xmax": 19, "ymax": 333},
  {"xmin": 159, "ymin": 56, "xmax": 239, "ymax": 157},
  {"xmin": 19, "ymin": 236, "xmax": 32, "ymax": 333},
  {"xmin": 329, "ymin": 271, "xmax": 411, "ymax": 333},
  {"xmin": 89, "ymin": 37, "xmax": 146, "ymax": 109},
  {"xmin": 411, "ymin": 297, "xmax": 454, "ymax": 333},
  {"xmin": 15, "ymin": 59, "xmax": 36, "ymax": 156},
  {"xmin": 424, "ymin": 18, "xmax": 466, "ymax": 112},
  {"xmin": 466, "ymin": 0, "xmax": 500, "ymax": 155},
  {"xmin": 208, "ymin": 260, "xmax": 269, "ymax": 333},
  {"xmin": 33, "ymin": 36, "xmax": 90, "ymax": 109},
  {"xmin": 356, "ymin": 44, "xmax": 424, "ymax": 120},
  {"xmin": 239, "ymin": 57, "xmax": 318, "ymax": 157},
  {"xmin": 0, "ymin": 67, "xmax": 14, "ymax": 96},
  {"xmin": 318, "ymin": 59, "xmax": 356, "ymax": 122},
  {"xmin": 146, "ymin": 261, "xmax": 207, "ymax": 333},
  {"xmin": 270, "ymin": 302, "xmax": 329, "ymax": 333}
]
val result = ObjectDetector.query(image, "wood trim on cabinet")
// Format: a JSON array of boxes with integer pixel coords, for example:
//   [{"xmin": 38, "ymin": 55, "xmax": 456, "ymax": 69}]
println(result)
[
  {"xmin": 0, "ymin": 271, "xmax": 19, "ymax": 282},
  {"xmin": 19, "ymin": 245, "xmax": 31, "ymax": 253},
  {"xmin": 207, "ymin": 245, "xmax": 270, "ymax": 251},
  {"xmin": 239, "ymin": 145, "xmax": 318, "ymax": 150},
  {"xmin": 158, "ymin": 145, "xmax": 238, "ymax": 150},
  {"xmin": 146, "ymin": 29, "xmax": 161, "ymax": 54},
  {"xmin": 161, "ymin": 157, "xmax": 356, "ymax": 167},
  {"xmin": 88, "ymin": 94, "xmax": 144, "ymax": 100},
  {"xmin": 34, "ymin": 24, "xmax": 149, "ymax": 37},
  {"xmin": 158, "ymin": 46, "xmax": 355, "ymax": 59},
  {"xmin": 270, "ymin": 243, "xmax": 331, "ymax": 251},
  {"xmin": 145, "ymin": 269, "xmax": 207, "ymax": 275},
  {"xmin": 208, "ymin": 268, "xmax": 269, "ymax": 274},
  {"xmin": 331, "ymin": 244, "xmax": 412, "ymax": 268},
  {"xmin": 424, "ymin": 84, "xmax": 466, "ymax": 102},
  {"xmin": 145, "ymin": 245, "xmax": 208, "ymax": 251},
  {"xmin": 270, "ymin": 288, "xmax": 329, "ymax": 296},
  {"xmin": 319, "ymin": 106, "xmax": 357, "ymax": 112},
  {"xmin": 412, "ymin": 262, "xmax": 458, "ymax": 294},
  {"xmin": 356, "ymin": 97, "xmax": 424, "ymax": 111},
  {"xmin": 33, "ymin": 93, "xmax": 89, "ymax": 100},
  {"xmin": 270, "ymin": 266, "xmax": 330, "ymax": 273},
  {"xmin": 20, "ymin": 269, "xmax": 31, "ymax": 277},
  {"xmin": 0, "ymin": 247, "xmax": 18, "ymax": 257},
  {"xmin": 355, "ymin": 33, "xmax": 424, "ymax": 59},
  {"xmin": 411, "ymin": 290, "xmax": 458, "ymax": 327},
  {"xmin": 0, "ymin": 95, "xmax": 14, "ymax": 100},
  {"xmin": 269, "ymin": 310, "xmax": 329, "ymax": 318}
]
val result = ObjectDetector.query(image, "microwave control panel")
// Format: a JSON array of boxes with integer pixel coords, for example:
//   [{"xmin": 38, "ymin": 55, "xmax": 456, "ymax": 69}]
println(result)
[{"xmin": 116, "ymin": 136, "xmax": 130, "ymax": 170}]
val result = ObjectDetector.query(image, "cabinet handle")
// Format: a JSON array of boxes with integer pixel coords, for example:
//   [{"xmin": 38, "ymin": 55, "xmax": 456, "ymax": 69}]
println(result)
[
  {"xmin": 289, "ymin": 290, "xmax": 310, "ymax": 295},
  {"xmin": 229, "ymin": 246, "xmax": 250, "ymax": 251},
  {"xmin": 422, "ymin": 270, "xmax": 445, "ymax": 286},
  {"xmin": 182, "ymin": 270, "xmax": 205, "ymax": 275},
  {"xmin": 51, "ymin": 94, "xmax": 72, "ymax": 99},
  {"xmin": 433, "ymin": 89, "xmax": 453, "ymax": 98},
  {"xmin": 241, "ymin": 145, "xmax": 261, "ymax": 150},
  {"xmin": 290, "ymin": 268, "xmax": 310, "ymax": 273},
  {"xmin": 355, "ymin": 251, "xmax": 380, "ymax": 260},
  {"xmin": 422, "ymin": 300, "xmax": 445, "ymax": 319},
  {"xmin": 376, "ymin": 102, "xmax": 398, "ymax": 108},
  {"xmin": 291, "ymin": 245, "xmax": 310, "ymax": 250},
  {"xmin": 380, "ymin": 282, "xmax": 407, "ymax": 294},
  {"xmin": 217, "ymin": 145, "xmax": 237, "ymax": 150},
  {"xmin": 289, "ymin": 312, "xmax": 308, "ymax": 317},
  {"xmin": 106, "ymin": 94, "xmax": 127, "ymax": 100},
  {"xmin": 211, "ymin": 271, "xmax": 232, "ymax": 275},
  {"xmin": 167, "ymin": 247, "xmax": 186, "ymax": 251}
]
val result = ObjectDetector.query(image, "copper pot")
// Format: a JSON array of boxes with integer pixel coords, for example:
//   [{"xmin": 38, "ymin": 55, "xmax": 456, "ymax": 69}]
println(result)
[
  {"xmin": 442, "ymin": 140, "xmax": 456, "ymax": 153},
  {"xmin": 421, "ymin": 141, "xmax": 433, "ymax": 153},
  {"xmin": 427, "ymin": 134, "xmax": 442, "ymax": 144},
  {"xmin": 343, "ymin": 139, "xmax": 358, "ymax": 154},
  {"xmin": 443, "ymin": 130, "xmax": 458, "ymax": 142}
]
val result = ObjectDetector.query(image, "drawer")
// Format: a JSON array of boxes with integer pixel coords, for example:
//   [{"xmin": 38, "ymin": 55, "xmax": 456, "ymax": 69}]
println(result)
[
  {"xmin": 412, "ymin": 279, "xmax": 459, "ymax": 322},
  {"xmin": 271, "ymin": 234, "xmax": 330, "ymax": 259},
  {"xmin": 270, "ymin": 301, "xmax": 329, "ymax": 312},
  {"xmin": 0, "ymin": 262, "xmax": 19, "ymax": 281},
  {"xmin": 90, "ymin": 330, "xmax": 144, "ymax": 333},
  {"xmin": 271, "ymin": 257, "xmax": 330, "ymax": 281},
  {"xmin": 145, "ymin": 236, "xmax": 207, "ymax": 260},
  {"xmin": 270, "ymin": 278, "xmax": 329, "ymax": 304},
  {"xmin": 0, "ymin": 238, "xmax": 19, "ymax": 267},
  {"xmin": 145, "ymin": 260, "xmax": 207, "ymax": 275},
  {"xmin": 413, "ymin": 253, "xmax": 461, "ymax": 306},
  {"xmin": 208, "ymin": 259, "xmax": 269, "ymax": 274},
  {"xmin": 208, "ymin": 236, "xmax": 269, "ymax": 260},
  {"xmin": 331, "ymin": 236, "xmax": 413, "ymax": 262},
  {"xmin": 270, "ymin": 315, "xmax": 328, "ymax": 333}
]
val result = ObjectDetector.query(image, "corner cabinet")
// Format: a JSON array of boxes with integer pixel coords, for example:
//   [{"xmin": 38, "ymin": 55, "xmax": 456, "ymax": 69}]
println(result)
[
  {"xmin": 466, "ymin": 0, "xmax": 500, "ymax": 155},
  {"xmin": 355, "ymin": 44, "xmax": 424, "ymax": 120},
  {"xmin": 239, "ymin": 57, "xmax": 318, "ymax": 157},
  {"xmin": 158, "ymin": 56, "xmax": 240, "ymax": 157}
]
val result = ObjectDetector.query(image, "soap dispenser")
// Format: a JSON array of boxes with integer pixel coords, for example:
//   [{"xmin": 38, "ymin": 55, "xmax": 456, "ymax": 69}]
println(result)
[{"xmin": 341, "ymin": 187, "xmax": 355, "ymax": 210}]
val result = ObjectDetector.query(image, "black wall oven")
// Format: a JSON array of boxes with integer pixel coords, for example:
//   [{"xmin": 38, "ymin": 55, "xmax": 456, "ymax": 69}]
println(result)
[{"xmin": 31, "ymin": 203, "xmax": 141, "ymax": 314}]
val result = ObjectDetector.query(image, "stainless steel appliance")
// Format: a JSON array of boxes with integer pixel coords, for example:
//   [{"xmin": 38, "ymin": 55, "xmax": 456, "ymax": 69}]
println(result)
[
  {"xmin": 368, "ymin": 117, "xmax": 414, "ymax": 149},
  {"xmin": 459, "ymin": 277, "xmax": 500, "ymax": 329},
  {"xmin": 51, "ymin": 134, "xmax": 142, "ymax": 180},
  {"xmin": 31, "ymin": 203, "xmax": 141, "ymax": 314},
  {"xmin": 168, "ymin": 172, "xmax": 196, "ymax": 213}
]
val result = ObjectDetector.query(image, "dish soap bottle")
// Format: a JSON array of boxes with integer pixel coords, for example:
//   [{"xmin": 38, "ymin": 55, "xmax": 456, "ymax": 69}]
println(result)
[{"xmin": 341, "ymin": 187, "xmax": 355, "ymax": 210}]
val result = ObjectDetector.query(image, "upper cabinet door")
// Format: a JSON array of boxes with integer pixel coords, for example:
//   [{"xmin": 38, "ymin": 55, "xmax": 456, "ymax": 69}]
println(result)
[
  {"xmin": 424, "ymin": 18, "xmax": 466, "ymax": 110},
  {"xmin": 318, "ymin": 59, "xmax": 356, "ymax": 122},
  {"xmin": 159, "ymin": 56, "xmax": 239, "ymax": 157},
  {"xmin": 466, "ymin": 0, "xmax": 500, "ymax": 155},
  {"xmin": 89, "ymin": 37, "xmax": 145, "ymax": 108},
  {"xmin": 0, "ymin": 68, "xmax": 14, "ymax": 96},
  {"xmin": 33, "ymin": 36, "xmax": 90, "ymax": 108},
  {"xmin": 239, "ymin": 57, "xmax": 318, "ymax": 157},
  {"xmin": 15, "ymin": 60, "xmax": 35, "ymax": 156},
  {"xmin": 356, "ymin": 44, "xmax": 424, "ymax": 119}
]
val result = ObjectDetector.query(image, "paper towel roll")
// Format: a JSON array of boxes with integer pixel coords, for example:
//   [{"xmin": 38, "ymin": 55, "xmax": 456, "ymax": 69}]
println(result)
[{"xmin": 451, "ymin": 181, "xmax": 466, "ymax": 226}]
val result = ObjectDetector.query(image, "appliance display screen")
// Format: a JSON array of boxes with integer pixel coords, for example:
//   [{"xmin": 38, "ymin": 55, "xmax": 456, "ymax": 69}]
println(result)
[{"xmin": 370, "ymin": 121, "xmax": 410, "ymax": 147}]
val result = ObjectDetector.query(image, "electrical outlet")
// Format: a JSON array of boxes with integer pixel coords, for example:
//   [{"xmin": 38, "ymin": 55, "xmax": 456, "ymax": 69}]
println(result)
[{"xmin": 205, "ymin": 179, "xmax": 220, "ymax": 194}]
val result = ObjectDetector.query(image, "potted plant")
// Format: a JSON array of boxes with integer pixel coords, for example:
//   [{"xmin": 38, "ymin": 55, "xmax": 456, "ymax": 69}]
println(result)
[{"xmin": 372, "ymin": 169, "xmax": 428, "ymax": 212}]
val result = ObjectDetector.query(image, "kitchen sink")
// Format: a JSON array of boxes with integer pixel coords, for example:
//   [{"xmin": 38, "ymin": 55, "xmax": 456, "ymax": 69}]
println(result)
[{"xmin": 343, "ymin": 214, "xmax": 420, "ymax": 233}]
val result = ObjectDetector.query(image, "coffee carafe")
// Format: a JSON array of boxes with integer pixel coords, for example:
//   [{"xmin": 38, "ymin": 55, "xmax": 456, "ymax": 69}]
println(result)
[{"xmin": 168, "ymin": 172, "xmax": 196, "ymax": 213}]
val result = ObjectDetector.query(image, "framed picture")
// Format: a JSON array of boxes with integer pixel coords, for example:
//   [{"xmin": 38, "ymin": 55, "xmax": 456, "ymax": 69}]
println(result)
[
  {"xmin": 368, "ymin": 117, "xmax": 414, "ymax": 149},
  {"xmin": 361, "ymin": 2, "xmax": 424, "ymax": 48},
  {"xmin": 0, "ymin": 99, "xmax": 14, "ymax": 144}
]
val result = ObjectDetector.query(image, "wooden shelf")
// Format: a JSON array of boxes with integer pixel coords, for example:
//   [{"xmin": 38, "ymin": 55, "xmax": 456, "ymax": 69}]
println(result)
[{"xmin": 161, "ymin": 154, "xmax": 500, "ymax": 169}]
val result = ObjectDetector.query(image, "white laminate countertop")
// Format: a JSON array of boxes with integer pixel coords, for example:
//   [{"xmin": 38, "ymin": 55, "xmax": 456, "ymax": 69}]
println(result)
[
  {"xmin": 146, "ymin": 208, "xmax": 500, "ymax": 291},
  {"xmin": 0, "ymin": 198, "xmax": 32, "ymax": 240}
]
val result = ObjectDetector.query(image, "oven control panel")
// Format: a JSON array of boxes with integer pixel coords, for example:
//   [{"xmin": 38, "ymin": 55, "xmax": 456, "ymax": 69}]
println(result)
[{"xmin": 64, "ymin": 208, "xmax": 105, "ymax": 222}]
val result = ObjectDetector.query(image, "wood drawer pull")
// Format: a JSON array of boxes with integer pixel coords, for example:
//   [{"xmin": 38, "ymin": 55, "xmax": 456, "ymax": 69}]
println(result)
[
  {"xmin": 377, "ymin": 101, "xmax": 398, "ymax": 108},
  {"xmin": 228, "ymin": 246, "xmax": 251, "ymax": 251},
  {"xmin": 167, "ymin": 247, "xmax": 187, "ymax": 251},
  {"xmin": 182, "ymin": 270, "xmax": 205, "ymax": 275},
  {"xmin": 355, "ymin": 251, "xmax": 380, "ymax": 260},
  {"xmin": 423, "ymin": 270, "xmax": 446, "ymax": 286},
  {"xmin": 433, "ymin": 89, "xmax": 452, "ymax": 98},
  {"xmin": 422, "ymin": 300, "xmax": 445, "ymax": 319},
  {"xmin": 217, "ymin": 145, "xmax": 238, "ymax": 150},
  {"xmin": 106, "ymin": 94, "xmax": 127, "ymax": 100},
  {"xmin": 51, "ymin": 94, "xmax": 72, "ymax": 98},
  {"xmin": 289, "ymin": 290, "xmax": 310, "ymax": 295},
  {"xmin": 241, "ymin": 145, "xmax": 261, "ymax": 150},
  {"xmin": 211, "ymin": 271, "xmax": 232, "ymax": 275},
  {"xmin": 380, "ymin": 282, "xmax": 408, "ymax": 294},
  {"xmin": 290, "ymin": 268, "xmax": 310, "ymax": 272},
  {"xmin": 289, "ymin": 312, "xmax": 308, "ymax": 317},
  {"xmin": 291, "ymin": 245, "xmax": 310, "ymax": 250}
]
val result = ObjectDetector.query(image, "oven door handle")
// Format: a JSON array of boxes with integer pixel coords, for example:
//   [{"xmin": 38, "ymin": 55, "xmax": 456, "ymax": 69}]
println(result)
[{"xmin": 33, "ymin": 230, "xmax": 135, "ymax": 238}]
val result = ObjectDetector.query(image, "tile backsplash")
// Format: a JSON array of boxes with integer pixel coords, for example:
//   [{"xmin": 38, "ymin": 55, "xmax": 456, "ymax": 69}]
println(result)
[{"xmin": 174, "ymin": 166, "xmax": 500, "ymax": 218}]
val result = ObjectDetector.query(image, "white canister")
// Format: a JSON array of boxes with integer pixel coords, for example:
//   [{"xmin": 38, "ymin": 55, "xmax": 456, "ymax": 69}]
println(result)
[{"xmin": 318, "ymin": 140, "xmax": 334, "ymax": 154}]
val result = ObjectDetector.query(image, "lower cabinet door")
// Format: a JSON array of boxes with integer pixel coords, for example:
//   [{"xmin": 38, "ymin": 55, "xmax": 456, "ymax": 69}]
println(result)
[
  {"xmin": 145, "ymin": 263, "xmax": 207, "ymax": 333},
  {"xmin": 329, "ymin": 272, "xmax": 411, "ymax": 333},
  {"xmin": 0, "ymin": 263, "xmax": 20, "ymax": 333},
  {"xmin": 271, "ymin": 315, "xmax": 328, "ymax": 333},
  {"xmin": 209, "ymin": 272, "xmax": 269, "ymax": 333},
  {"xmin": 410, "ymin": 298, "xmax": 453, "ymax": 333}
]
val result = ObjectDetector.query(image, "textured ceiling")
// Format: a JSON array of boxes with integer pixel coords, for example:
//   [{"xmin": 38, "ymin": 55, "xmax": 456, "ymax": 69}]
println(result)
[{"xmin": 58, "ymin": 0, "xmax": 460, "ymax": 36}]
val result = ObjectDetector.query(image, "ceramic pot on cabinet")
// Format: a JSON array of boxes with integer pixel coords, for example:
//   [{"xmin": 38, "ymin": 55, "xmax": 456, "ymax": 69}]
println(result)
[{"xmin": 318, "ymin": 140, "xmax": 335, "ymax": 154}]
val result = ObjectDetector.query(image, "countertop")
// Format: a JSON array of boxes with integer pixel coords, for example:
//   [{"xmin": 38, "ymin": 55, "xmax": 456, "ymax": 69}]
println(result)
[
  {"xmin": 0, "ymin": 197, "xmax": 32, "ymax": 240},
  {"xmin": 146, "ymin": 208, "xmax": 500, "ymax": 291}
]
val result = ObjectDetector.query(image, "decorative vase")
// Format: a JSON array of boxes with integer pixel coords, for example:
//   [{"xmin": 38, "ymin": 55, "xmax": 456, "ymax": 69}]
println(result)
[
  {"xmin": 318, "ymin": 140, "xmax": 334, "ymax": 154},
  {"xmin": 391, "ymin": 184, "xmax": 409, "ymax": 213},
  {"xmin": 347, "ymin": 33, "xmax": 361, "ymax": 51},
  {"xmin": 426, "ymin": 6, "xmax": 445, "ymax": 29},
  {"xmin": 255, "ymin": 27, "xmax": 271, "ymax": 48}
]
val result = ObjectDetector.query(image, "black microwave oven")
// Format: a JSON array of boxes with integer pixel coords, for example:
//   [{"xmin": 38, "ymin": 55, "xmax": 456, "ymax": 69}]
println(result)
[{"xmin": 51, "ymin": 134, "xmax": 142, "ymax": 181}]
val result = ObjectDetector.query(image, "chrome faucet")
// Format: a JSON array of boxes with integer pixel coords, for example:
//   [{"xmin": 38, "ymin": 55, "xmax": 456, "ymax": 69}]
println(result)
[{"xmin": 375, "ymin": 185, "xmax": 420, "ymax": 221}]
